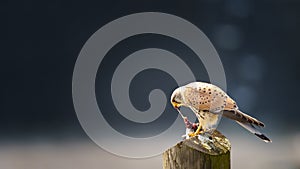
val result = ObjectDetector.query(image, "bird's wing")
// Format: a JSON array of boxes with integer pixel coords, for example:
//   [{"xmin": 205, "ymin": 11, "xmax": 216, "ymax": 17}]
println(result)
[
  {"xmin": 222, "ymin": 109, "xmax": 265, "ymax": 127},
  {"xmin": 223, "ymin": 96, "xmax": 271, "ymax": 142},
  {"xmin": 183, "ymin": 86, "xmax": 228, "ymax": 113},
  {"xmin": 183, "ymin": 85, "xmax": 263, "ymax": 127},
  {"xmin": 222, "ymin": 95, "xmax": 264, "ymax": 127}
]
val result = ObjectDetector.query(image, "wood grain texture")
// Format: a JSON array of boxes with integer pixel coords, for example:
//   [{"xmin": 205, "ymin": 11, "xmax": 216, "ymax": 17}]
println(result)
[{"xmin": 163, "ymin": 130, "xmax": 230, "ymax": 169}]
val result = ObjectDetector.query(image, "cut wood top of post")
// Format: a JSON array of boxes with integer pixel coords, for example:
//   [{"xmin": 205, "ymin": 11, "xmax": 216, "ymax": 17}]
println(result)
[{"xmin": 178, "ymin": 130, "xmax": 231, "ymax": 155}]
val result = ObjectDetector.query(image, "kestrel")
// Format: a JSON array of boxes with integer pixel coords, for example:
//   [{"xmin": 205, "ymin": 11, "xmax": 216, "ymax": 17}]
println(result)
[{"xmin": 170, "ymin": 82, "xmax": 271, "ymax": 143}]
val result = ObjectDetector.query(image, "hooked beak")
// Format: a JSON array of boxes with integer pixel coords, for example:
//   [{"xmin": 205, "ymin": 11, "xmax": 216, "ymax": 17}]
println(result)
[{"xmin": 172, "ymin": 101, "xmax": 180, "ymax": 109}]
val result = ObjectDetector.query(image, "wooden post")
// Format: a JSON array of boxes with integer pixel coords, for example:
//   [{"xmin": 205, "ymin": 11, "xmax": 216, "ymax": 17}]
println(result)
[{"xmin": 162, "ymin": 130, "xmax": 231, "ymax": 169}]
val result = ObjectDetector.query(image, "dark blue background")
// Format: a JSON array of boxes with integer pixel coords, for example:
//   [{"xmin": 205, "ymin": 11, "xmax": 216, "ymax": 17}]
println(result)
[{"xmin": 2, "ymin": 0, "xmax": 299, "ymax": 140}]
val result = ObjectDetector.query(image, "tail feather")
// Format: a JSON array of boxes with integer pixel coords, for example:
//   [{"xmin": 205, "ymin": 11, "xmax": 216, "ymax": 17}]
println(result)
[
  {"xmin": 223, "ymin": 110, "xmax": 265, "ymax": 127},
  {"xmin": 255, "ymin": 133, "xmax": 272, "ymax": 143},
  {"xmin": 236, "ymin": 121, "xmax": 272, "ymax": 143}
]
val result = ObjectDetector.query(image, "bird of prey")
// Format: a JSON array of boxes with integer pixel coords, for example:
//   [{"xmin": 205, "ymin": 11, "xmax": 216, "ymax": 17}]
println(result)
[{"xmin": 170, "ymin": 82, "xmax": 271, "ymax": 143}]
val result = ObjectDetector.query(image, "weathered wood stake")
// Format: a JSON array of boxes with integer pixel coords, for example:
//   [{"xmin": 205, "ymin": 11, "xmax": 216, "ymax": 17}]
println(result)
[{"xmin": 163, "ymin": 130, "xmax": 231, "ymax": 169}]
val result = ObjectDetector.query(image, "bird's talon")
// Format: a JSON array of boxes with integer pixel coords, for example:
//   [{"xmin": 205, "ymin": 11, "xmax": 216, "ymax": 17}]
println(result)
[{"xmin": 188, "ymin": 132, "xmax": 196, "ymax": 137}]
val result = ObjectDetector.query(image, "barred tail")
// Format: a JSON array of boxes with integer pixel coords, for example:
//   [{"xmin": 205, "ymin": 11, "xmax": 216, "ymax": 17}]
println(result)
[
  {"xmin": 223, "ymin": 110, "xmax": 265, "ymax": 127},
  {"xmin": 236, "ymin": 121, "xmax": 272, "ymax": 143}
]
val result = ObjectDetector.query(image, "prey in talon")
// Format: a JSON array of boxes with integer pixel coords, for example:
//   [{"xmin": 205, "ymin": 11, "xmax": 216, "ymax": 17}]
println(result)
[
  {"xmin": 171, "ymin": 82, "xmax": 272, "ymax": 143},
  {"xmin": 183, "ymin": 117, "xmax": 198, "ymax": 131},
  {"xmin": 173, "ymin": 102, "xmax": 198, "ymax": 138},
  {"xmin": 182, "ymin": 116, "xmax": 200, "ymax": 139}
]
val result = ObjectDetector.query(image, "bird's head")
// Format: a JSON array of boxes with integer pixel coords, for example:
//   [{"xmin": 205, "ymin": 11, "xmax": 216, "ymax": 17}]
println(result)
[{"xmin": 170, "ymin": 87, "xmax": 184, "ymax": 110}]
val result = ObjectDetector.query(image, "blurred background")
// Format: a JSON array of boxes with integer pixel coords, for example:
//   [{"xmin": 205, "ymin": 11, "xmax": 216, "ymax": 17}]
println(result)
[{"xmin": 2, "ymin": 0, "xmax": 300, "ymax": 168}]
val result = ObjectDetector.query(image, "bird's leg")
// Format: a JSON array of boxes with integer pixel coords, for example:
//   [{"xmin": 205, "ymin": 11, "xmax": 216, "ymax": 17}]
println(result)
[
  {"xmin": 188, "ymin": 125, "xmax": 203, "ymax": 137},
  {"xmin": 183, "ymin": 116, "xmax": 203, "ymax": 137},
  {"xmin": 182, "ymin": 117, "xmax": 200, "ymax": 139},
  {"xmin": 194, "ymin": 125, "xmax": 203, "ymax": 135}
]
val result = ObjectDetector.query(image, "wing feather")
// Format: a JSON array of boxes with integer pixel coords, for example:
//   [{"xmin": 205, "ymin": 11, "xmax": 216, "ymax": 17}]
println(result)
[{"xmin": 223, "ymin": 109, "xmax": 265, "ymax": 127}]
